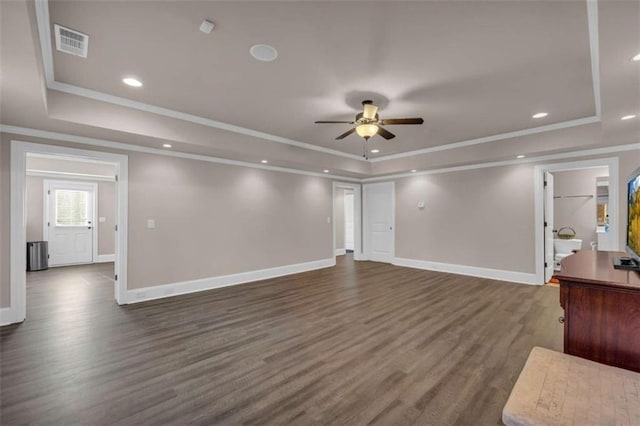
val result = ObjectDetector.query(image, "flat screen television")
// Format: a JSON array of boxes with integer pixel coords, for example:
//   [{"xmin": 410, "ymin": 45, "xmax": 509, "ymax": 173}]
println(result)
[{"xmin": 615, "ymin": 166, "xmax": 640, "ymax": 270}]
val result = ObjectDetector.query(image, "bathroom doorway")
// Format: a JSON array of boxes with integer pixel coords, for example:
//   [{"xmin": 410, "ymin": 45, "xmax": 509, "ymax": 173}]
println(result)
[
  {"xmin": 534, "ymin": 158, "xmax": 619, "ymax": 284},
  {"xmin": 333, "ymin": 182, "xmax": 362, "ymax": 262}
]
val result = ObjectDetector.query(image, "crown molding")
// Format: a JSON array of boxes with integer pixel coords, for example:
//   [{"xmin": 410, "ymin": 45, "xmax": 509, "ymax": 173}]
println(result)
[
  {"xmin": 587, "ymin": 0, "xmax": 602, "ymax": 118},
  {"xmin": 3, "ymin": 124, "xmax": 636, "ymax": 183},
  {"xmin": 362, "ymin": 143, "xmax": 640, "ymax": 182},
  {"xmin": 33, "ymin": 0, "xmax": 603, "ymax": 164},
  {"xmin": 368, "ymin": 116, "xmax": 600, "ymax": 163},
  {"xmin": 0, "ymin": 125, "xmax": 362, "ymax": 182}
]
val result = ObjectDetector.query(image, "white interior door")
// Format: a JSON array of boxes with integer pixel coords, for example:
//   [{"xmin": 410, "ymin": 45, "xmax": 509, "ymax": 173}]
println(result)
[
  {"xmin": 544, "ymin": 172, "xmax": 554, "ymax": 282},
  {"xmin": 344, "ymin": 191, "xmax": 354, "ymax": 251},
  {"xmin": 364, "ymin": 182, "xmax": 394, "ymax": 263},
  {"xmin": 45, "ymin": 180, "xmax": 96, "ymax": 267}
]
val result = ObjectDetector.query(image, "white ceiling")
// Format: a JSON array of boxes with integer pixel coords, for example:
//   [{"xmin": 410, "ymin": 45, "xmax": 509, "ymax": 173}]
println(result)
[{"xmin": 0, "ymin": 0, "xmax": 638, "ymax": 177}]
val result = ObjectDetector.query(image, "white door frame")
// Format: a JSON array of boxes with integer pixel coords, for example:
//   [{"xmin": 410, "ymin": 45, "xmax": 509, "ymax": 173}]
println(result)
[
  {"xmin": 332, "ymin": 182, "xmax": 363, "ymax": 261},
  {"xmin": 534, "ymin": 157, "xmax": 618, "ymax": 284},
  {"xmin": 8, "ymin": 140, "xmax": 129, "ymax": 326},
  {"xmin": 43, "ymin": 179, "xmax": 98, "ymax": 265},
  {"xmin": 363, "ymin": 181, "xmax": 395, "ymax": 262}
]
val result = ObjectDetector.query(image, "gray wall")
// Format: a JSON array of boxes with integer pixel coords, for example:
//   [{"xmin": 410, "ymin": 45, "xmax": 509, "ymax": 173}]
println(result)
[
  {"xmin": 335, "ymin": 188, "xmax": 345, "ymax": 250},
  {"xmin": 25, "ymin": 176, "xmax": 116, "ymax": 256},
  {"xmin": 395, "ymin": 164, "xmax": 536, "ymax": 272},
  {"xmin": 553, "ymin": 167, "xmax": 608, "ymax": 248},
  {"xmin": 0, "ymin": 140, "xmax": 7, "ymax": 307},
  {"xmin": 97, "ymin": 182, "xmax": 116, "ymax": 255},
  {"xmin": 126, "ymin": 152, "xmax": 332, "ymax": 288}
]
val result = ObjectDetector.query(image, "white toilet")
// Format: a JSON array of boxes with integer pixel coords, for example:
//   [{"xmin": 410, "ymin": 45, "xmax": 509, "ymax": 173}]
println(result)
[{"xmin": 553, "ymin": 239, "xmax": 582, "ymax": 269}]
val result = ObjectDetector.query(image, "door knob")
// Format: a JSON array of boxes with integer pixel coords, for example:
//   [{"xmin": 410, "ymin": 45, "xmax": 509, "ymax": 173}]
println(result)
[{"xmin": 558, "ymin": 316, "xmax": 565, "ymax": 324}]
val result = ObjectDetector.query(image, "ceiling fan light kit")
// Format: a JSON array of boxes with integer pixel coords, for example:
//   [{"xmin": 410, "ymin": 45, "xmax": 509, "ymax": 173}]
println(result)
[
  {"xmin": 356, "ymin": 124, "xmax": 378, "ymax": 139},
  {"xmin": 314, "ymin": 100, "xmax": 424, "ymax": 158}
]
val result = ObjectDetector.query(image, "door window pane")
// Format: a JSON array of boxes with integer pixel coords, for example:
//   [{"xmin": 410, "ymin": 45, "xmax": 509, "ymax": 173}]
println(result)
[{"xmin": 55, "ymin": 190, "xmax": 88, "ymax": 226}]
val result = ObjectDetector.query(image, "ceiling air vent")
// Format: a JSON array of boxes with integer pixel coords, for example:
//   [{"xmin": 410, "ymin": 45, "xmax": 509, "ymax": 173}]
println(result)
[{"xmin": 54, "ymin": 24, "xmax": 89, "ymax": 58}]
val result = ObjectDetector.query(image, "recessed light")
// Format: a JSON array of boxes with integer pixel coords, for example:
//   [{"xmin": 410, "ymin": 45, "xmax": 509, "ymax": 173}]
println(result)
[
  {"xmin": 261, "ymin": 160, "xmax": 268, "ymax": 164},
  {"xmin": 532, "ymin": 112, "xmax": 548, "ymax": 119},
  {"xmin": 632, "ymin": 53, "xmax": 640, "ymax": 61},
  {"xmin": 122, "ymin": 77, "xmax": 142, "ymax": 87},
  {"xmin": 517, "ymin": 155, "xmax": 525, "ymax": 159},
  {"xmin": 250, "ymin": 44, "xmax": 278, "ymax": 62},
  {"xmin": 370, "ymin": 149, "xmax": 380, "ymax": 154},
  {"xmin": 411, "ymin": 169, "xmax": 417, "ymax": 173},
  {"xmin": 621, "ymin": 114, "xmax": 637, "ymax": 120},
  {"xmin": 162, "ymin": 144, "xmax": 172, "ymax": 148},
  {"xmin": 323, "ymin": 170, "xmax": 329, "ymax": 173}
]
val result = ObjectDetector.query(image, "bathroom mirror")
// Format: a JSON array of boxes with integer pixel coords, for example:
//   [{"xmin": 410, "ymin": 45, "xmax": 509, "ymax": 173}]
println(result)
[{"xmin": 596, "ymin": 177, "xmax": 609, "ymax": 226}]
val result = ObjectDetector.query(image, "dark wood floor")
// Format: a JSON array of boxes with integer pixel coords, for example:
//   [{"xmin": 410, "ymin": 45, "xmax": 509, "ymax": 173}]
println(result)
[{"xmin": 1, "ymin": 256, "xmax": 563, "ymax": 425}]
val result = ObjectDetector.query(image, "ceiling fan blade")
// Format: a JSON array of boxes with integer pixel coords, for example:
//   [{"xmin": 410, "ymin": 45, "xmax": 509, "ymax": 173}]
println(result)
[
  {"xmin": 379, "ymin": 118, "xmax": 424, "ymax": 125},
  {"xmin": 315, "ymin": 120, "xmax": 355, "ymax": 124},
  {"xmin": 335, "ymin": 128, "xmax": 356, "ymax": 140},
  {"xmin": 376, "ymin": 126, "xmax": 396, "ymax": 140},
  {"xmin": 363, "ymin": 104, "xmax": 378, "ymax": 120}
]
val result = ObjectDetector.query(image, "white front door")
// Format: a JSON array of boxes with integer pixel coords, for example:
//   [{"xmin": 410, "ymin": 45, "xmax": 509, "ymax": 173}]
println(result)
[
  {"xmin": 364, "ymin": 182, "xmax": 394, "ymax": 263},
  {"xmin": 544, "ymin": 172, "xmax": 555, "ymax": 282},
  {"xmin": 45, "ymin": 180, "xmax": 96, "ymax": 267}
]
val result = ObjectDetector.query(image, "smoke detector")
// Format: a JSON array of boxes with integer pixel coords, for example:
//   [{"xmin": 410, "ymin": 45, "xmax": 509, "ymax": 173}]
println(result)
[
  {"xmin": 200, "ymin": 19, "xmax": 215, "ymax": 34},
  {"xmin": 54, "ymin": 24, "xmax": 89, "ymax": 58}
]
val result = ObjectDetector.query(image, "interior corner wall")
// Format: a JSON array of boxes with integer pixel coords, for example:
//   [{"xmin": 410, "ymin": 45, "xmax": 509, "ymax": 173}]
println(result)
[
  {"xmin": 334, "ymin": 188, "xmax": 345, "ymax": 250},
  {"xmin": 25, "ymin": 176, "xmax": 116, "ymax": 256},
  {"xmin": 0, "ymin": 139, "xmax": 8, "ymax": 308},
  {"xmin": 552, "ymin": 166, "xmax": 609, "ymax": 249},
  {"xmin": 395, "ymin": 164, "xmax": 536, "ymax": 273}
]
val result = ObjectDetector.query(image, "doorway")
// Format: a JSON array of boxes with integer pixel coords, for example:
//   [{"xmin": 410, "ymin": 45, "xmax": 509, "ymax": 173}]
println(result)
[
  {"xmin": 7, "ymin": 141, "xmax": 129, "ymax": 326},
  {"xmin": 535, "ymin": 158, "xmax": 618, "ymax": 284},
  {"xmin": 332, "ymin": 182, "xmax": 363, "ymax": 261}
]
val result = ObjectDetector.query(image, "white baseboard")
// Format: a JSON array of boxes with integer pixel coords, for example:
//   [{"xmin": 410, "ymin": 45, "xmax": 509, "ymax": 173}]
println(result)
[
  {"xmin": 124, "ymin": 257, "xmax": 336, "ymax": 304},
  {"xmin": 393, "ymin": 257, "xmax": 539, "ymax": 285},
  {"xmin": 95, "ymin": 254, "xmax": 115, "ymax": 263},
  {"xmin": 335, "ymin": 248, "xmax": 346, "ymax": 256},
  {"xmin": 0, "ymin": 307, "xmax": 19, "ymax": 327}
]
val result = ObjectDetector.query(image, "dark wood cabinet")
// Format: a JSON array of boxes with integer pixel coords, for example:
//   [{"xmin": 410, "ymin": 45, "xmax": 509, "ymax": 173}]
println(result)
[{"xmin": 555, "ymin": 250, "xmax": 640, "ymax": 373}]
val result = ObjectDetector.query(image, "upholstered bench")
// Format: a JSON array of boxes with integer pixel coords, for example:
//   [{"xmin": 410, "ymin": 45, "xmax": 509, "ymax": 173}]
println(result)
[{"xmin": 503, "ymin": 347, "xmax": 640, "ymax": 426}]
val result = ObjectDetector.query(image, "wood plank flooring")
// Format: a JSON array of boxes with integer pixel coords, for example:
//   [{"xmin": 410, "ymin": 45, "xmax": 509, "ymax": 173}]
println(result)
[{"xmin": 1, "ymin": 256, "xmax": 563, "ymax": 425}]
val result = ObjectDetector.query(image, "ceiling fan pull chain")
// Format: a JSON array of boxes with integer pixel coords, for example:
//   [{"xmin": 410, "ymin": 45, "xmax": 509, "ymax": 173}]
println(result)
[{"xmin": 362, "ymin": 140, "xmax": 368, "ymax": 160}]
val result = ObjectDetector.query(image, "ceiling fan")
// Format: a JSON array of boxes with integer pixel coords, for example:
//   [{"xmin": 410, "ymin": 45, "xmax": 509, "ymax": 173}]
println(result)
[{"xmin": 315, "ymin": 100, "xmax": 424, "ymax": 142}]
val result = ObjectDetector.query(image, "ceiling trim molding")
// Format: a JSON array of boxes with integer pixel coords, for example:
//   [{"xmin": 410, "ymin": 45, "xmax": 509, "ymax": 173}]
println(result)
[
  {"xmin": 26, "ymin": 169, "xmax": 116, "ymax": 182},
  {"xmin": 3, "ymin": 125, "xmax": 636, "ymax": 184},
  {"xmin": 34, "ymin": 0, "xmax": 54, "ymax": 86},
  {"xmin": 33, "ymin": 0, "xmax": 602, "ymax": 163},
  {"xmin": 368, "ymin": 115, "xmax": 600, "ymax": 162},
  {"xmin": 587, "ymin": 0, "xmax": 602, "ymax": 118},
  {"xmin": 1, "ymin": 125, "xmax": 362, "ymax": 182},
  {"xmin": 362, "ymin": 143, "xmax": 640, "ymax": 182},
  {"xmin": 46, "ymin": 80, "xmax": 369, "ymax": 162}
]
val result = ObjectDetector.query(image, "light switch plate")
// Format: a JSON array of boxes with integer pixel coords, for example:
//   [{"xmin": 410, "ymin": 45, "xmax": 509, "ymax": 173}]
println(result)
[
  {"xmin": 147, "ymin": 219, "xmax": 156, "ymax": 229},
  {"xmin": 99, "ymin": 217, "xmax": 106, "ymax": 223}
]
